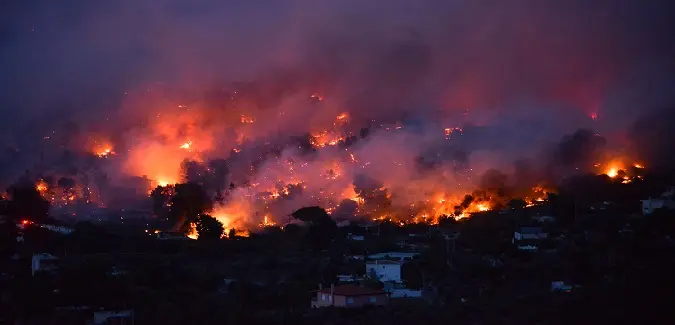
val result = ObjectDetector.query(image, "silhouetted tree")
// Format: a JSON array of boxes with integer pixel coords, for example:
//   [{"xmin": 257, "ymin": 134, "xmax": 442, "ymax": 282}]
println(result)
[
  {"xmin": 507, "ymin": 198, "xmax": 527, "ymax": 210},
  {"xmin": 169, "ymin": 182, "xmax": 213, "ymax": 231},
  {"xmin": 291, "ymin": 206, "xmax": 332, "ymax": 225},
  {"xmin": 150, "ymin": 185, "xmax": 174, "ymax": 218},
  {"xmin": 195, "ymin": 214, "xmax": 224, "ymax": 240},
  {"xmin": 401, "ymin": 260, "xmax": 424, "ymax": 289},
  {"xmin": 0, "ymin": 217, "xmax": 18, "ymax": 259},
  {"xmin": 6, "ymin": 181, "xmax": 49, "ymax": 222},
  {"xmin": 292, "ymin": 207, "xmax": 337, "ymax": 250}
]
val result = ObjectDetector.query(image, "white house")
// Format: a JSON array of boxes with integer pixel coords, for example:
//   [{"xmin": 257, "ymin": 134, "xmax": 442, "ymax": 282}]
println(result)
[
  {"xmin": 551, "ymin": 281, "xmax": 579, "ymax": 292},
  {"xmin": 642, "ymin": 186, "xmax": 675, "ymax": 215},
  {"xmin": 347, "ymin": 233, "xmax": 365, "ymax": 241},
  {"xmin": 336, "ymin": 220, "xmax": 352, "ymax": 228},
  {"xmin": 512, "ymin": 227, "xmax": 548, "ymax": 251},
  {"xmin": 92, "ymin": 310, "xmax": 134, "ymax": 325},
  {"xmin": 641, "ymin": 198, "xmax": 675, "ymax": 215},
  {"xmin": 32, "ymin": 253, "xmax": 59, "ymax": 276},
  {"xmin": 513, "ymin": 227, "xmax": 548, "ymax": 241},
  {"xmin": 535, "ymin": 216, "xmax": 556, "ymax": 223},
  {"xmin": 366, "ymin": 260, "xmax": 402, "ymax": 283},
  {"xmin": 389, "ymin": 288, "xmax": 423, "ymax": 298}
]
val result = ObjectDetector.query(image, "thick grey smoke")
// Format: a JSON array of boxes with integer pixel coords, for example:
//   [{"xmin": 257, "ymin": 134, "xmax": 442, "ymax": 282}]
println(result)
[{"xmin": 2, "ymin": 0, "xmax": 675, "ymax": 220}]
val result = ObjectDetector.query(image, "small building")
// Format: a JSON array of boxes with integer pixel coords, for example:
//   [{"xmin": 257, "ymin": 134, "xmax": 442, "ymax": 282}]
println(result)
[
  {"xmin": 513, "ymin": 227, "xmax": 548, "ymax": 251},
  {"xmin": 513, "ymin": 227, "xmax": 548, "ymax": 241},
  {"xmin": 311, "ymin": 284, "xmax": 389, "ymax": 308},
  {"xmin": 535, "ymin": 216, "xmax": 556, "ymax": 223},
  {"xmin": 347, "ymin": 233, "xmax": 365, "ymax": 241},
  {"xmin": 382, "ymin": 282, "xmax": 424, "ymax": 298},
  {"xmin": 32, "ymin": 253, "xmax": 59, "ymax": 276},
  {"xmin": 366, "ymin": 260, "xmax": 402, "ymax": 283},
  {"xmin": 551, "ymin": 281, "xmax": 579, "ymax": 293},
  {"xmin": 336, "ymin": 219, "xmax": 352, "ymax": 228},
  {"xmin": 92, "ymin": 310, "xmax": 134, "ymax": 325},
  {"xmin": 389, "ymin": 288, "xmax": 423, "ymax": 298},
  {"xmin": 641, "ymin": 198, "xmax": 675, "ymax": 215}
]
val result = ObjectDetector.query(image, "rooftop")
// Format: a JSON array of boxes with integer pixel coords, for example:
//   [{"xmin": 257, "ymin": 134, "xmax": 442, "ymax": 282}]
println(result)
[
  {"xmin": 366, "ymin": 260, "xmax": 401, "ymax": 265},
  {"xmin": 316, "ymin": 285, "xmax": 387, "ymax": 297},
  {"xmin": 368, "ymin": 252, "xmax": 419, "ymax": 259}
]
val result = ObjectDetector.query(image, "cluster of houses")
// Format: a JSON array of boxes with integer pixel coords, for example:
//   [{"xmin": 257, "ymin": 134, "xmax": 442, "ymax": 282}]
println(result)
[
  {"xmin": 311, "ymin": 252, "xmax": 423, "ymax": 308},
  {"xmin": 641, "ymin": 186, "xmax": 675, "ymax": 215}
]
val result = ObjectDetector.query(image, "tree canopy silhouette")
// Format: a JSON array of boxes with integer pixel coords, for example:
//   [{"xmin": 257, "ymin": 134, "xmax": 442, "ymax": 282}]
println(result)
[
  {"xmin": 291, "ymin": 206, "xmax": 333, "ymax": 225},
  {"xmin": 6, "ymin": 180, "xmax": 49, "ymax": 222},
  {"xmin": 195, "ymin": 214, "xmax": 224, "ymax": 240},
  {"xmin": 169, "ymin": 182, "xmax": 213, "ymax": 232}
]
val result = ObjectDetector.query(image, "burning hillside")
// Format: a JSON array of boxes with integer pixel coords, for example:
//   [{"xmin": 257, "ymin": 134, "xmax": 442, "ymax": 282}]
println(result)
[
  {"xmin": 65, "ymin": 87, "xmax": 645, "ymax": 233},
  {"xmin": 2, "ymin": 0, "xmax": 674, "ymax": 236}
]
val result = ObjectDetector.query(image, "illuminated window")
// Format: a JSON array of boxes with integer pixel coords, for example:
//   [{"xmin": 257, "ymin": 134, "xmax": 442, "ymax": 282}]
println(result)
[
  {"xmin": 322, "ymin": 294, "xmax": 327, "ymax": 301},
  {"xmin": 369, "ymin": 296, "xmax": 377, "ymax": 303},
  {"xmin": 347, "ymin": 297, "xmax": 354, "ymax": 304}
]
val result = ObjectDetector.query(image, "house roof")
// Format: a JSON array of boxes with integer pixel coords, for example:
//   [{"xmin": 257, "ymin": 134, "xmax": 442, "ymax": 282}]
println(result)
[
  {"xmin": 315, "ymin": 285, "xmax": 387, "ymax": 297},
  {"xmin": 366, "ymin": 260, "xmax": 401, "ymax": 265},
  {"xmin": 367, "ymin": 252, "xmax": 419, "ymax": 259}
]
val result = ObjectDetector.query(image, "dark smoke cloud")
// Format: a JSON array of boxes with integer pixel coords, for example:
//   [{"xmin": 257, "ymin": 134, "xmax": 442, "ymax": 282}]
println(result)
[{"xmin": 629, "ymin": 106, "xmax": 675, "ymax": 171}]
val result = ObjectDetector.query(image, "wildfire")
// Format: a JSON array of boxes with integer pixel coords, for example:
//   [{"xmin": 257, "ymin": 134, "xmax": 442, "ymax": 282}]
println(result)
[
  {"xmin": 260, "ymin": 215, "xmax": 276, "ymax": 227},
  {"xmin": 96, "ymin": 147, "xmax": 114, "ymax": 158},
  {"xmin": 310, "ymin": 131, "xmax": 346, "ymax": 148},
  {"xmin": 186, "ymin": 223, "xmax": 198, "ymax": 240},
  {"xmin": 156, "ymin": 180, "xmax": 172, "ymax": 187},
  {"xmin": 36, "ymin": 180, "xmax": 48, "ymax": 193},
  {"xmin": 240, "ymin": 115, "xmax": 255, "ymax": 124},
  {"xmin": 595, "ymin": 159, "xmax": 646, "ymax": 184},
  {"xmin": 606, "ymin": 168, "xmax": 619, "ymax": 178},
  {"xmin": 444, "ymin": 127, "xmax": 463, "ymax": 139},
  {"xmin": 179, "ymin": 141, "xmax": 192, "ymax": 150},
  {"xmin": 70, "ymin": 87, "xmax": 653, "ymax": 237}
]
